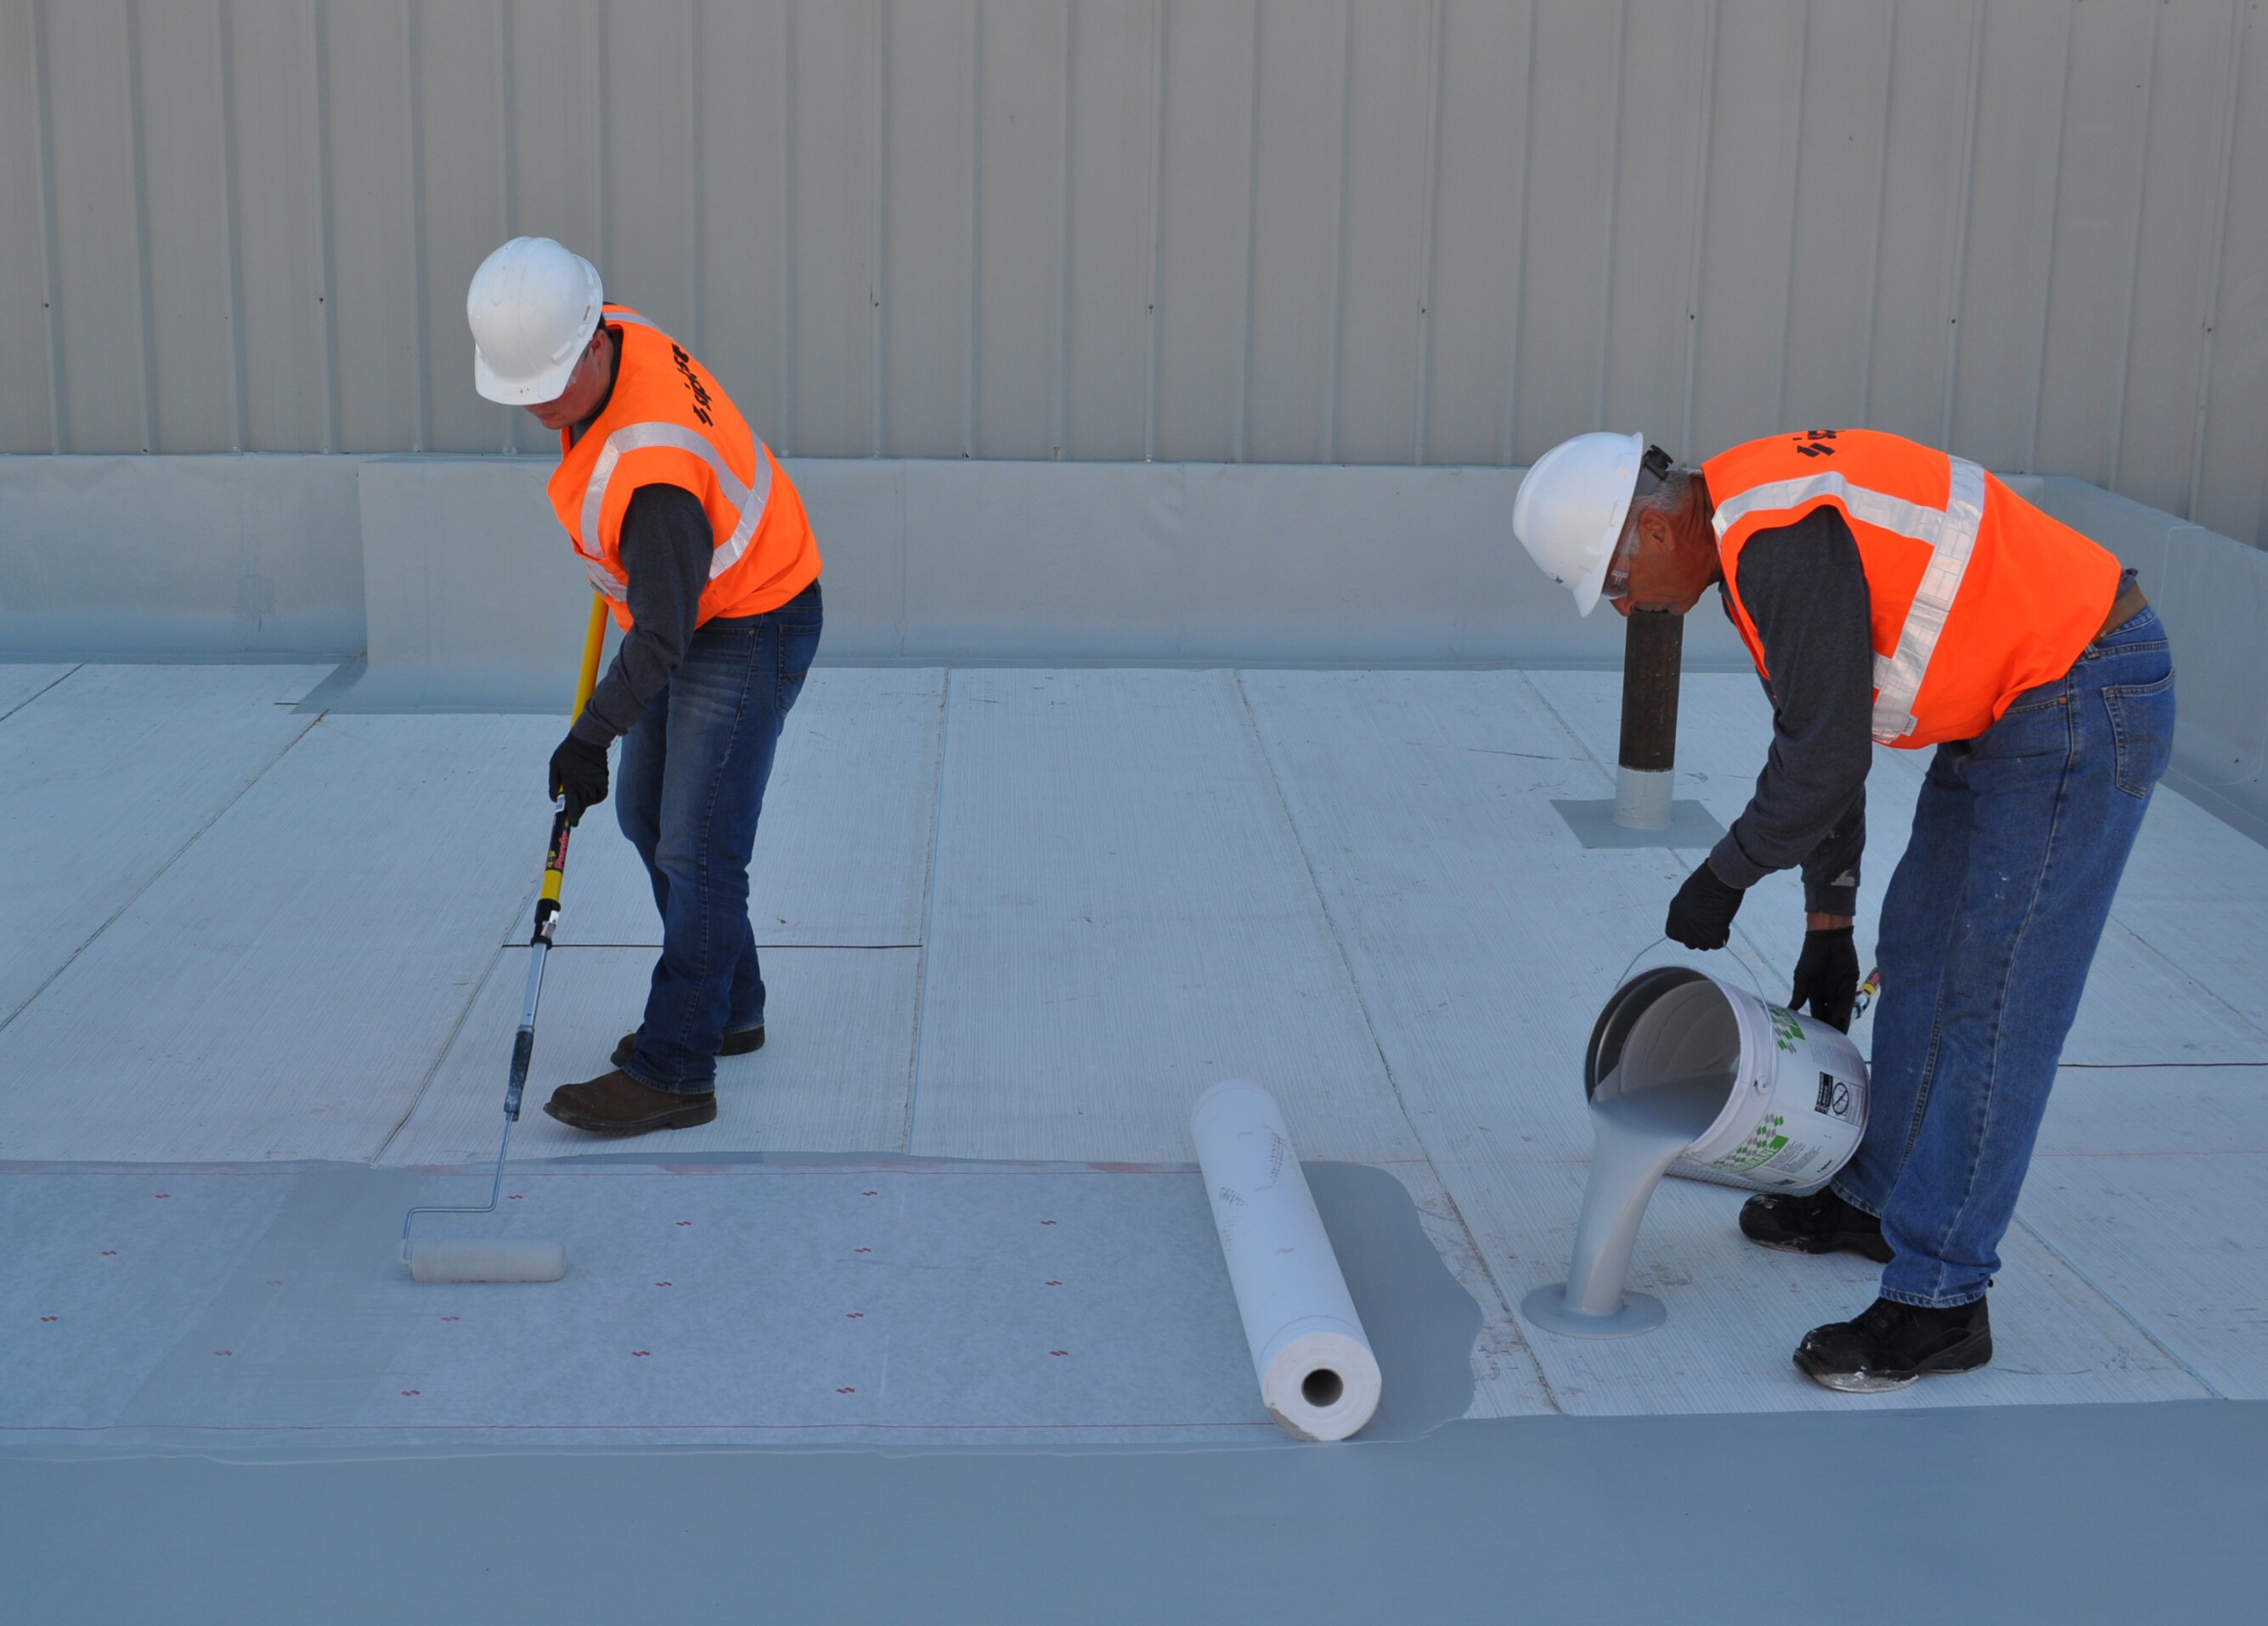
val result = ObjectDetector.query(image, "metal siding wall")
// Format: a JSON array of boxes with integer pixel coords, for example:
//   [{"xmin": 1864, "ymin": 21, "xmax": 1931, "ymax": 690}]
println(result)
[
  {"xmin": 2116, "ymin": 0, "xmax": 2243, "ymax": 514},
  {"xmin": 2195, "ymin": 1, "xmax": 2266, "ymax": 550},
  {"xmin": 8, "ymin": 0, "xmax": 2264, "ymax": 540},
  {"xmin": 1423, "ymin": 0, "xmax": 1526, "ymax": 469},
  {"xmin": 1244, "ymin": 0, "xmax": 1340, "ymax": 467},
  {"xmin": 1153, "ymin": 1, "xmax": 1251, "ymax": 463},
  {"xmin": 1059, "ymin": 0, "xmax": 1153, "ymax": 461},
  {"xmin": 0, "ymin": 5, "xmax": 49, "ymax": 453}
]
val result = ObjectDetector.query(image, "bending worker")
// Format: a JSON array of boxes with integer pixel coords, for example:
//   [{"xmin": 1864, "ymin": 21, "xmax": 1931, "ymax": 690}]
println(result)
[
  {"xmin": 1514, "ymin": 427, "xmax": 2174, "ymax": 1392},
  {"xmin": 466, "ymin": 236, "xmax": 823, "ymax": 1136}
]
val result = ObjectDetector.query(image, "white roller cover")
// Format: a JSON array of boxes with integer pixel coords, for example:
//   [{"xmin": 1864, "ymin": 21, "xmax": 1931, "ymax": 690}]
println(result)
[
  {"xmin": 406, "ymin": 1239, "xmax": 567, "ymax": 1284},
  {"xmin": 1190, "ymin": 1080, "xmax": 1381, "ymax": 1442}
]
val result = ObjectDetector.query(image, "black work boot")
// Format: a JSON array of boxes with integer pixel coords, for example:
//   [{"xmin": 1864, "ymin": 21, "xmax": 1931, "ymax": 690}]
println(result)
[
  {"xmin": 1740, "ymin": 1186, "xmax": 1895, "ymax": 1263},
  {"xmin": 1795, "ymin": 1296, "xmax": 1994, "ymax": 1392},
  {"xmin": 543, "ymin": 1070, "xmax": 717, "ymax": 1135},
  {"xmin": 612, "ymin": 1025, "xmax": 764, "ymax": 1069}
]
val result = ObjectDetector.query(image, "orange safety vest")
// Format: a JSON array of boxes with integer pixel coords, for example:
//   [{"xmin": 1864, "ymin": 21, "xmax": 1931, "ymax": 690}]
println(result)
[
  {"xmin": 1703, "ymin": 429, "xmax": 2121, "ymax": 748},
  {"xmin": 547, "ymin": 306, "xmax": 821, "ymax": 632}
]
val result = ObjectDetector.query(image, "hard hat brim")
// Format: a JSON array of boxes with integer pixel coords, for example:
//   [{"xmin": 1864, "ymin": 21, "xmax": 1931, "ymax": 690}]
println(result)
[
  {"xmin": 1566, "ymin": 436, "xmax": 1645, "ymax": 618},
  {"xmin": 1568, "ymin": 492, "xmax": 1631, "ymax": 617},
  {"xmin": 474, "ymin": 339, "xmax": 587, "ymax": 407}
]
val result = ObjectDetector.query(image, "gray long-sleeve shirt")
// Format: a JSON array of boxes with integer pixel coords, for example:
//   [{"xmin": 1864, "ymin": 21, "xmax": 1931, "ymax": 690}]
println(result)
[
  {"xmin": 1705, "ymin": 505, "xmax": 1873, "ymax": 917},
  {"xmin": 556, "ymin": 325, "xmax": 717, "ymax": 748},
  {"xmin": 567, "ymin": 483, "xmax": 714, "ymax": 748}
]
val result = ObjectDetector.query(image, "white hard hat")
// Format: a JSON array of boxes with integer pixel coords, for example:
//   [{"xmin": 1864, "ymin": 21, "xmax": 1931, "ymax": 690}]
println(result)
[
  {"xmin": 1511, "ymin": 431, "xmax": 1648, "ymax": 616},
  {"xmin": 466, "ymin": 237, "xmax": 604, "ymax": 404}
]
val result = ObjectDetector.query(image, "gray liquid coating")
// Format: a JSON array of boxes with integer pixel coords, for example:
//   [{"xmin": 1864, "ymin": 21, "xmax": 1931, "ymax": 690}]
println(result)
[{"xmin": 1561, "ymin": 1070, "xmax": 1732, "ymax": 1317}]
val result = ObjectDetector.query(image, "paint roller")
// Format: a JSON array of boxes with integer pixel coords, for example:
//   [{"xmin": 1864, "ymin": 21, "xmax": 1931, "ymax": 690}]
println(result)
[{"xmin": 398, "ymin": 591, "xmax": 611, "ymax": 1285}]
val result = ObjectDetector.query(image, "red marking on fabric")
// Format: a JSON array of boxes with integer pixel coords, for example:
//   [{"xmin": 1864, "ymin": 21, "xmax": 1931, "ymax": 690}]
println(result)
[
  {"xmin": 39, "ymin": 1315, "xmax": 57, "ymax": 1323},
  {"xmin": 632, "ymin": 1350, "xmax": 652, "ymax": 1358},
  {"xmin": 844, "ymin": 1312, "xmax": 865, "ymax": 1319},
  {"xmin": 836, "ymin": 1387, "xmax": 856, "ymax": 1395},
  {"xmin": 1041, "ymin": 1219, "xmax": 1057, "ymax": 1225},
  {"xmin": 508, "ymin": 1194, "xmax": 524, "ymax": 1200},
  {"xmin": 862, "ymin": 1190, "xmax": 878, "ymax": 1196},
  {"xmin": 656, "ymin": 1280, "xmax": 674, "ymax": 1288},
  {"xmin": 1051, "ymin": 1350, "xmax": 1069, "ymax": 1358},
  {"xmin": 214, "ymin": 1350, "xmax": 232, "ymax": 1357},
  {"xmin": 855, "ymin": 1246, "xmax": 872, "ymax": 1254},
  {"xmin": 101, "ymin": 1250, "xmax": 117, "ymax": 1256},
  {"xmin": 1045, "ymin": 1280, "xmax": 1062, "ymax": 1287},
  {"xmin": 676, "ymin": 1220, "xmax": 692, "ymax": 1227},
  {"xmin": 442, "ymin": 1315, "xmax": 460, "ymax": 1323},
  {"xmin": 400, "ymin": 1390, "xmax": 420, "ymax": 1397},
  {"xmin": 154, "ymin": 1193, "xmax": 170, "ymax": 1199}
]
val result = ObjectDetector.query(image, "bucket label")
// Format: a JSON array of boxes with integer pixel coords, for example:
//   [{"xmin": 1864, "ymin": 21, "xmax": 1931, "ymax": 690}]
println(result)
[
  {"xmin": 1717, "ymin": 1111, "xmax": 1791, "ymax": 1174},
  {"xmin": 1768, "ymin": 1006, "xmax": 1806, "ymax": 1054},
  {"xmin": 1814, "ymin": 1072, "xmax": 1859, "ymax": 1122}
]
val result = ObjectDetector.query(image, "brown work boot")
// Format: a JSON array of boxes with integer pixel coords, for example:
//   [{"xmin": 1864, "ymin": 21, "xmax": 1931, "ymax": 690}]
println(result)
[
  {"xmin": 611, "ymin": 1025, "xmax": 764, "ymax": 1069},
  {"xmin": 542, "ymin": 1070, "xmax": 717, "ymax": 1135}
]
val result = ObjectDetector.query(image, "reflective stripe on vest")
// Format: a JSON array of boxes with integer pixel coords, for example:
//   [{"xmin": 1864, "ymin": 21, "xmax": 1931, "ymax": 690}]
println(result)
[
  {"xmin": 1712, "ymin": 455, "xmax": 1988, "ymax": 743},
  {"xmin": 563, "ymin": 308, "xmax": 661, "ymax": 599},
  {"xmin": 550, "ymin": 305, "xmax": 823, "ymax": 633},
  {"xmin": 574, "ymin": 420, "xmax": 777, "ymax": 591}
]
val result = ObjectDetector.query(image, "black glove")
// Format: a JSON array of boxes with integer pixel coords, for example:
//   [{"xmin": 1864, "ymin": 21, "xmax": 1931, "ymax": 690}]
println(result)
[
  {"xmin": 1790, "ymin": 925, "xmax": 1860, "ymax": 1032},
  {"xmin": 548, "ymin": 732, "xmax": 610, "ymax": 827},
  {"xmin": 1665, "ymin": 861, "xmax": 1746, "ymax": 950}
]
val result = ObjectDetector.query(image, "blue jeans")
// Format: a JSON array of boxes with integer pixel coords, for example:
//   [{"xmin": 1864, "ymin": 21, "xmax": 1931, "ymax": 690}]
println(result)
[
  {"xmin": 614, "ymin": 583, "xmax": 822, "ymax": 1092},
  {"xmin": 1834, "ymin": 604, "xmax": 2175, "ymax": 1306}
]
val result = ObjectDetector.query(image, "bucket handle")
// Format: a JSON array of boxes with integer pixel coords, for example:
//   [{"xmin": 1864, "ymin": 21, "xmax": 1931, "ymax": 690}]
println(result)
[{"xmin": 1614, "ymin": 934, "xmax": 1773, "ymax": 1007}]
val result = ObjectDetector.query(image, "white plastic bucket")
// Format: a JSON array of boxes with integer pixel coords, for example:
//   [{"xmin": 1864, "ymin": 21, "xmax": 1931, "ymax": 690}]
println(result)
[{"xmin": 1584, "ymin": 966, "xmax": 1869, "ymax": 1193}]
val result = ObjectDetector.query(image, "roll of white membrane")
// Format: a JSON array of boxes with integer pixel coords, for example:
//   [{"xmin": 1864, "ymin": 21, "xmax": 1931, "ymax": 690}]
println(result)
[{"xmin": 1190, "ymin": 1079, "xmax": 1382, "ymax": 1442}]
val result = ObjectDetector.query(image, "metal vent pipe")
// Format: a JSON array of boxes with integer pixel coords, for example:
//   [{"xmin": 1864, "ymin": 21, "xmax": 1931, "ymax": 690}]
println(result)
[{"xmin": 1613, "ymin": 609, "xmax": 1682, "ymax": 829}]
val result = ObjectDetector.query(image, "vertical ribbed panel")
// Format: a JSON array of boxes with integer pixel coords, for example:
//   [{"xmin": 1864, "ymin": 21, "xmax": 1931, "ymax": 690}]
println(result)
[{"xmin": 3, "ymin": 0, "xmax": 2263, "ymax": 544}]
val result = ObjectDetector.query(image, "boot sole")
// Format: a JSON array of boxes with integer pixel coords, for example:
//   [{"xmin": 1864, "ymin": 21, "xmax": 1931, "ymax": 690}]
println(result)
[
  {"xmin": 1743, "ymin": 1229, "xmax": 1896, "ymax": 1265},
  {"xmin": 1795, "ymin": 1330, "xmax": 1993, "ymax": 1393},
  {"xmin": 611, "ymin": 1028, "xmax": 764, "ymax": 1069},
  {"xmin": 541, "ymin": 1096, "xmax": 718, "ymax": 1136}
]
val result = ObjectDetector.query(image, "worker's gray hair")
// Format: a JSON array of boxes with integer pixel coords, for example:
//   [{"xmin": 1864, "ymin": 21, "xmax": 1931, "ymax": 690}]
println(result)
[{"xmin": 1633, "ymin": 463, "xmax": 1703, "ymax": 522}]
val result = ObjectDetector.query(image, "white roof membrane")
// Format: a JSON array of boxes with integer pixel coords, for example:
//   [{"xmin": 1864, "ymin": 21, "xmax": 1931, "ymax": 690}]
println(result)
[{"xmin": 3, "ymin": 663, "xmax": 2263, "ymax": 1426}]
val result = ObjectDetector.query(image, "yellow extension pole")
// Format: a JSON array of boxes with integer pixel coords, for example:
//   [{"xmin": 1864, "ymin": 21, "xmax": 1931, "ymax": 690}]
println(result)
[
  {"xmin": 571, "ymin": 589, "xmax": 609, "ymax": 721},
  {"xmin": 398, "ymin": 593, "xmax": 610, "ymax": 1262},
  {"xmin": 540, "ymin": 592, "xmax": 612, "ymax": 908}
]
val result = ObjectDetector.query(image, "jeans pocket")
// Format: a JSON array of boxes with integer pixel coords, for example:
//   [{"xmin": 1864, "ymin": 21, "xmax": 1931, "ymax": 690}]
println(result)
[
  {"xmin": 2102, "ymin": 671, "xmax": 2175, "ymax": 798},
  {"xmin": 775, "ymin": 616, "xmax": 821, "ymax": 714}
]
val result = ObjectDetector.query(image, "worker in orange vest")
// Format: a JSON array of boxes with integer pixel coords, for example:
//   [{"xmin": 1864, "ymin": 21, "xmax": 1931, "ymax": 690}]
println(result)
[
  {"xmin": 467, "ymin": 237, "xmax": 823, "ymax": 1136},
  {"xmin": 1515, "ymin": 428, "xmax": 2175, "ymax": 1392}
]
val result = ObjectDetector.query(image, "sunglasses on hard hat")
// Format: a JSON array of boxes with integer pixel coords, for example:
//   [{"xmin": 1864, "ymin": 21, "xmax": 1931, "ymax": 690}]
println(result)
[{"xmin": 1602, "ymin": 444, "xmax": 1676, "ymax": 603}]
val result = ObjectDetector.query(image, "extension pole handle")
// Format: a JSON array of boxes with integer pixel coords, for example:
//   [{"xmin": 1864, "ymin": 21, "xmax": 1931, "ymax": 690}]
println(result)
[
  {"xmin": 571, "ymin": 590, "xmax": 609, "ymax": 722},
  {"xmin": 534, "ymin": 591, "xmax": 612, "ymax": 923}
]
